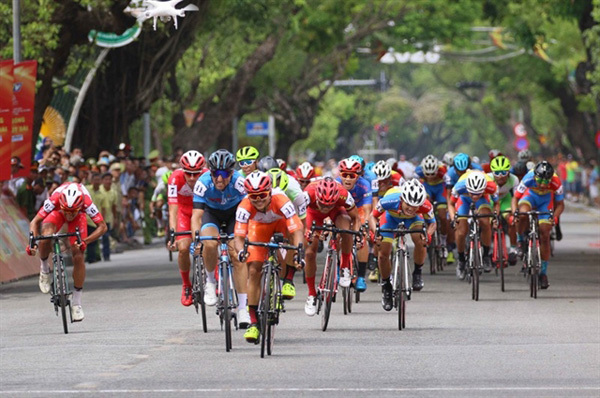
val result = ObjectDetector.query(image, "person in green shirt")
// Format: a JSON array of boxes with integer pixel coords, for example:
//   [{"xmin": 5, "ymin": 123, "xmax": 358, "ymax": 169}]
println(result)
[
  {"xmin": 16, "ymin": 178, "xmax": 46, "ymax": 220},
  {"xmin": 100, "ymin": 172, "xmax": 119, "ymax": 261},
  {"xmin": 85, "ymin": 173, "xmax": 103, "ymax": 263}
]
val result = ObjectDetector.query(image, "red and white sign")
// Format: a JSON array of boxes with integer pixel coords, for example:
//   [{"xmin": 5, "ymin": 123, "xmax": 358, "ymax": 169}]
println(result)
[{"xmin": 513, "ymin": 123, "xmax": 527, "ymax": 138}]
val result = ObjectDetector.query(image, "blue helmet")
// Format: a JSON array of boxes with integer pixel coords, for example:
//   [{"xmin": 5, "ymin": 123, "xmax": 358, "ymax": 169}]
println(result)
[
  {"xmin": 365, "ymin": 162, "xmax": 375, "ymax": 173},
  {"xmin": 453, "ymin": 153, "xmax": 470, "ymax": 172},
  {"xmin": 349, "ymin": 155, "xmax": 365, "ymax": 170},
  {"xmin": 208, "ymin": 149, "xmax": 235, "ymax": 170}
]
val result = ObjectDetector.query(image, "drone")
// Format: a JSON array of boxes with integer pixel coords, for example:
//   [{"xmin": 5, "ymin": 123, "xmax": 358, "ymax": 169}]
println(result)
[{"xmin": 125, "ymin": 0, "xmax": 199, "ymax": 30}]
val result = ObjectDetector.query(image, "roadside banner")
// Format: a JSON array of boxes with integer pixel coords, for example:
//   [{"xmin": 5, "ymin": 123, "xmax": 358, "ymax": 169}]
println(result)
[
  {"xmin": 0, "ymin": 198, "xmax": 39, "ymax": 282},
  {"xmin": 11, "ymin": 60, "xmax": 37, "ymax": 178},
  {"xmin": 0, "ymin": 60, "xmax": 13, "ymax": 180}
]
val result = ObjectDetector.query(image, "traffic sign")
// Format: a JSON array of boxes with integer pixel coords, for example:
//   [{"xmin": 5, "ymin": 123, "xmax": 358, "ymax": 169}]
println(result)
[
  {"xmin": 514, "ymin": 137, "xmax": 529, "ymax": 151},
  {"xmin": 596, "ymin": 130, "xmax": 600, "ymax": 149},
  {"xmin": 246, "ymin": 122, "xmax": 268, "ymax": 137},
  {"xmin": 513, "ymin": 123, "xmax": 527, "ymax": 137}
]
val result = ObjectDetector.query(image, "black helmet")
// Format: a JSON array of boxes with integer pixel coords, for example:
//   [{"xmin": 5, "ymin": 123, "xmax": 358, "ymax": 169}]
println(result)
[
  {"xmin": 512, "ymin": 161, "xmax": 528, "ymax": 177},
  {"xmin": 257, "ymin": 156, "xmax": 279, "ymax": 172},
  {"xmin": 208, "ymin": 149, "xmax": 235, "ymax": 170},
  {"xmin": 534, "ymin": 161, "xmax": 554, "ymax": 180}
]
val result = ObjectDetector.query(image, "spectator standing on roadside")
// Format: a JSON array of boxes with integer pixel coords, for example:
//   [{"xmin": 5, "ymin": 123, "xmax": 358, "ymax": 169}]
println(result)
[
  {"xmin": 85, "ymin": 173, "xmax": 103, "ymax": 263},
  {"xmin": 99, "ymin": 172, "xmax": 118, "ymax": 261}
]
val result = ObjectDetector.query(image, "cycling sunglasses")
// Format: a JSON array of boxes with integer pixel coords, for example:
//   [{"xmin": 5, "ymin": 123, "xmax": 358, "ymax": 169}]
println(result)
[
  {"xmin": 184, "ymin": 171, "xmax": 201, "ymax": 177},
  {"xmin": 535, "ymin": 177, "xmax": 551, "ymax": 185},
  {"xmin": 211, "ymin": 169, "xmax": 232, "ymax": 179},
  {"xmin": 493, "ymin": 170, "xmax": 509, "ymax": 177},
  {"xmin": 248, "ymin": 191, "xmax": 269, "ymax": 200},
  {"xmin": 238, "ymin": 159, "xmax": 255, "ymax": 167},
  {"xmin": 340, "ymin": 172, "xmax": 358, "ymax": 179}
]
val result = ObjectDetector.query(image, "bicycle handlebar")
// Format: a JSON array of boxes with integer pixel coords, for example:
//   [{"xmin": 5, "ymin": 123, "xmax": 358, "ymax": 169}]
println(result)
[
  {"xmin": 169, "ymin": 229, "xmax": 191, "ymax": 246},
  {"xmin": 242, "ymin": 238, "xmax": 305, "ymax": 265},
  {"xmin": 376, "ymin": 226, "xmax": 426, "ymax": 237},
  {"xmin": 514, "ymin": 210, "xmax": 553, "ymax": 216},
  {"xmin": 29, "ymin": 228, "xmax": 82, "ymax": 249}
]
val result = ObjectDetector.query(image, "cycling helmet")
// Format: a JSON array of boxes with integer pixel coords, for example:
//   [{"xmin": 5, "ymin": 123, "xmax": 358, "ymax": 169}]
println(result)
[
  {"xmin": 401, "ymin": 179, "xmax": 427, "ymax": 207},
  {"xmin": 161, "ymin": 170, "xmax": 173, "ymax": 184},
  {"xmin": 315, "ymin": 177, "xmax": 340, "ymax": 206},
  {"xmin": 236, "ymin": 146, "xmax": 259, "ymax": 162},
  {"xmin": 453, "ymin": 153, "xmax": 470, "ymax": 172},
  {"xmin": 257, "ymin": 156, "xmax": 279, "ymax": 172},
  {"xmin": 512, "ymin": 161, "xmax": 528, "ymax": 176},
  {"xmin": 267, "ymin": 168, "xmax": 289, "ymax": 191},
  {"xmin": 526, "ymin": 161, "xmax": 535, "ymax": 171},
  {"xmin": 59, "ymin": 183, "xmax": 84, "ymax": 211},
  {"xmin": 296, "ymin": 162, "xmax": 315, "ymax": 180},
  {"xmin": 472, "ymin": 156, "xmax": 480, "ymax": 165},
  {"xmin": 372, "ymin": 160, "xmax": 392, "ymax": 180},
  {"xmin": 518, "ymin": 149, "xmax": 532, "ymax": 162},
  {"xmin": 465, "ymin": 171, "xmax": 487, "ymax": 194},
  {"xmin": 534, "ymin": 161, "xmax": 554, "ymax": 180},
  {"xmin": 442, "ymin": 151, "xmax": 455, "ymax": 166},
  {"xmin": 490, "ymin": 156, "xmax": 511, "ymax": 172},
  {"xmin": 244, "ymin": 171, "xmax": 272, "ymax": 193},
  {"xmin": 339, "ymin": 158, "xmax": 362, "ymax": 174},
  {"xmin": 488, "ymin": 149, "xmax": 503, "ymax": 160},
  {"xmin": 349, "ymin": 155, "xmax": 365, "ymax": 170},
  {"xmin": 276, "ymin": 159, "xmax": 287, "ymax": 170},
  {"xmin": 364, "ymin": 161, "xmax": 375, "ymax": 173},
  {"xmin": 421, "ymin": 155, "xmax": 439, "ymax": 176},
  {"xmin": 208, "ymin": 149, "xmax": 235, "ymax": 170},
  {"xmin": 180, "ymin": 150, "xmax": 205, "ymax": 173}
]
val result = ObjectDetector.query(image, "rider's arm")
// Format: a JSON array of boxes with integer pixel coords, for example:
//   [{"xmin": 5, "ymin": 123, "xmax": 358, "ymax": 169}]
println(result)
[
  {"xmin": 553, "ymin": 199, "xmax": 565, "ymax": 220},
  {"xmin": 83, "ymin": 220, "xmax": 107, "ymax": 248},
  {"xmin": 29, "ymin": 213, "xmax": 44, "ymax": 237},
  {"xmin": 347, "ymin": 206, "xmax": 361, "ymax": 232},
  {"xmin": 191, "ymin": 207, "xmax": 204, "ymax": 237}
]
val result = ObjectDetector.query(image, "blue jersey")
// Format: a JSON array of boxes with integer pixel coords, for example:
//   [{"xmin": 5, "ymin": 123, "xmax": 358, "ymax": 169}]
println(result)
[
  {"xmin": 193, "ymin": 170, "xmax": 246, "ymax": 211},
  {"xmin": 335, "ymin": 176, "xmax": 372, "ymax": 207},
  {"xmin": 362, "ymin": 170, "xmax": 378, "ymax": 193},
  {"xmin": 444, "ymin": 163, "xmax": 483, "ymax": 187}
]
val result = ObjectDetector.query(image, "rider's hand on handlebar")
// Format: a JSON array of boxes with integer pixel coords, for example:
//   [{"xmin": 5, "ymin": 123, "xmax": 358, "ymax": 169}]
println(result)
[
  {"xmin": 74, "ymin": 241, "xmax": 87, "ymax": 253},
  {"xmin": 26, "ymin": 245, "xmax": 37, "ymax": 256},
  {"xmin": 238, "ymin": 250, "xmax": 248, "ymax": 263}
]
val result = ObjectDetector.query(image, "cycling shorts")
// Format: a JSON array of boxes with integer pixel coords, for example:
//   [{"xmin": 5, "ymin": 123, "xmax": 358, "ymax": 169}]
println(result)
[
  {"xmin": 176, "ymin": 205, "xmax": 193, "ymax": 240},
  {"xmin": 456, "ymin": 196, "xmax": 492, "ymax": 218},
  {"xmin": 424, "ymin": 183, "xmax": 447, "ymax": 207},
  {"xmin": 246, "ymin": 218, "xmax": 288, "ymax": 263},
  {"xmin": 518, "ymin": 191, "xmax": 552, "ymax": 224},
  {"xmin": 379, "ymin": 212, "xmax": 424, "ymax": 243},
  {"xmin": 201, "ymin": 206, "xmax": 237, "ymax": 234},
  {"xmin": 42, "ymin": 211, "xmax": 88, "ymax": 247}
]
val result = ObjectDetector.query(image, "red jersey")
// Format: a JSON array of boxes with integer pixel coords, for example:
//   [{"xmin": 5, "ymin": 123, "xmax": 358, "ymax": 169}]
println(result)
[
  {"xmin": 167, "ymin": 168, "xmax": 199, "ymax": 207},
  {"xmin": 234, "ymin": 192, "xmax": 302, "ymax": 236},
  {"xmin": 304, "ymin": 180, "xmax": 355, "ymax": 212},
  {"xmin": 37, "ymin": 183, "xmax": 104, "ymax": 224}
]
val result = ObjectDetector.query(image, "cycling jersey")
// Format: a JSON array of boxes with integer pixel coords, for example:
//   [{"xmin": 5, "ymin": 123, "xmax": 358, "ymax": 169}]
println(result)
[
  {"xmin": 372, "ymin": 191, "xmax": 435, "ymax": 241},
  {"xmin": 278, "ymin": 176, "xmax": 308, "ymax": 219},
  {"xmin": 451, "ymin": 171, "xmax": 498, "ymax": 216},
  {"xmin": 416, "ymin": 163, "xmax": 448, "ymax": 205},
  {"xmin": 444, "ymin": 163, "xmax": 483, "ymax": 188},
  {"xmin": 151, "ymin": 179, "xmax": 167, "ymax": 202},
  {"xmin": 372, "ymin": 171, "xmax": 405, "ymax": 198},
  {"xmin": 487, "ymin": 172, "xmax": 519, "ymax": 212},
  {"xmin": 514, "ymin": 170, "xmax": 564, "ymax": 223},
  {"xmin": 304, "ymin": 181, "xmax": 355, "ymax": 228},
  {"xmin": 37, "ymin": 183, "xmax": 103, "ymax": 225},
  {"xmin": 192, "ymin": 170, "xmax": 246, "ymax": 211},
  {"xmin": 335, "ymin": 176, "xmax": 372, "ymax": 208},
  {"xmin": 362, "ymin": 169, "xmax": 378, "ymax": 192},
  {"xmin": 167, "ymin": 169, "xmax": 198, "ymax": 208}
]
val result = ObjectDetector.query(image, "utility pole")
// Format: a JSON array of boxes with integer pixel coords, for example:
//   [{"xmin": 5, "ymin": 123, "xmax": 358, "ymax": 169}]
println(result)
[{"xmin": 12, "ymin": 0, "xmax": 22, "ymax": 63}]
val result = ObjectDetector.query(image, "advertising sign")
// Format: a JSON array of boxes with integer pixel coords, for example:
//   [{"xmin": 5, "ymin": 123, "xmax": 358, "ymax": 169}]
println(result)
[
  {"xmin": 0, "ymin": 60, "xmax": 13, "ymax": 180},
  {"xmin": 11, "ymin": 60, "xmax": 37, "ymax": 178}
]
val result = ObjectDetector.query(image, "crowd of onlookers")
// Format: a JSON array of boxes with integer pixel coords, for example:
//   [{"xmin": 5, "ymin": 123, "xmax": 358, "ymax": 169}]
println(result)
[{"xmin": 2, "ymin": 142, "xmax": 599, "ymax": 263}]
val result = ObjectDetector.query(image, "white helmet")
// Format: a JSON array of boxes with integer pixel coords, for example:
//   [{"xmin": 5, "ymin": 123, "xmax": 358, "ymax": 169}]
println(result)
[
  {"xmin": 421, "ymin": 155, "xmax": 439, "ymax": 176},
  {"xmin": 59, "ymin": 183, "xmax": 84, "ymax": 211},
  {"xmin": 401, "ymin": 179, "xmax": 427, "ymax": 207},
  {"xmin": 372, "ymin": 160, "xmax": 391, "ymax": 180},
  {"xmin": 442, "ymin": 151, "xmax": 455, "ymax": 166},
  {"xmin": 180, "ymin": 150, "xmax": 205, "ymax": 173},
  {"xmin": 465, "ymin": 171, "xmax": 487, "ymax": 194}
]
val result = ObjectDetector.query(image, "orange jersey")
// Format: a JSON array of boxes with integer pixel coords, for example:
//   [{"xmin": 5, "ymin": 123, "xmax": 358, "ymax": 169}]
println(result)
[{"xmin": 234, "ymin": 192, "xmax": 302, "ymax": 237}]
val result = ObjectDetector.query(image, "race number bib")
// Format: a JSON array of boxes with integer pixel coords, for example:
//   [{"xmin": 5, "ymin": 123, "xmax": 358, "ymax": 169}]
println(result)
[
  {"xmin": 236, "ymin": 207, "xmax": 251, "ymax": 223},
  {"xmin": 280, "ymin": 201, "xmax": 296, "ymax": 219},
  {"xmin": 86, "ymin": 204, "xmax": 100, "ymax": 218},
  {"xmin": 168, "ymin": 184, "xmax": 177, "ymax": 198},
  {"xmin": 193, "ymin": 181, "xmax": 207, "ymax": 197},
  {"xmin": 43, "ymin": 200, "xmax": 55, "ymax": 213}
]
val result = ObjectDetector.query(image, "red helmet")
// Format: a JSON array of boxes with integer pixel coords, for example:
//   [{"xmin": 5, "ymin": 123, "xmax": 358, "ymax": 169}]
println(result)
[
  {"xmin": 59, "ymin": 183, "xmax": 84, "ymax": 211},
  {"xmin": 315, "ymin": 177, "xmax": 340, "ymax": 206},
  {"xmin": 276, "ymin": 158, "xmax": 287, "ymax": 170},
  {"xmin": 339, "ymin": 158, "xmax": 362, "ymax": 174},
  {"xmin": 244, "ymin": 171, "xmax": 272, "ymax": 193},
  {"xmin": 180, "ymin": 150, "xmax": 205, "ymax": 173},
  {"xmin": 296, "ymin": 162, "xmax": 315, "ymax": 180}
]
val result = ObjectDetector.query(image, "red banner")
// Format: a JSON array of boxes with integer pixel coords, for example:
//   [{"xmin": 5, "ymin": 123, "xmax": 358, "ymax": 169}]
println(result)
[
  {"xmin": 11, "ymin": 60, "xmax": 37, "ymax": 178},
  {"xmin": 0, "ymin": 60, "xmax": 13, "ymax": 181}
]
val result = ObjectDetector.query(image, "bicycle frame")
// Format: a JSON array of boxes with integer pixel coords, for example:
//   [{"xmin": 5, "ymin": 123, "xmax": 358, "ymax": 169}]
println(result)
[
  {"xmin": 461, "ymin": 202, "xmax": 494, "ymax": 301},
  {"xmin": 516, "ymin": 210, "xmax": 552, "ymax": 299}
]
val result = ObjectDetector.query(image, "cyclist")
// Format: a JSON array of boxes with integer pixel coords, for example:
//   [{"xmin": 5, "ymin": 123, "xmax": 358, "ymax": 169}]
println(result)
[
  {"xmin": 236, "ymin": 146, "xmax": 260, "ymax": 177},
  {"xmin": 442, "ymin": 152, "xmax": 455, "ymax": 168},
  {"xmin": 368, "ymin": 179, "xmax": 436, "ymax": 309},
  {"xmin": 415, "ymin": 155, "xmax": 449, "ymax": 257},
  {"xmin": 189, "ymin": 150, "xmax": 249, "ymax": 325},
  {"xmin": 167, "ymin": 150, "xmax": 206, "ymax": 307},
  {"xmin": 513, "ymin": 161, "xmax": 564, "ymax": 289},
  {"xmin": 336, "ymin": 158, "xmax": 372, "ymax": 292},
  {"xmin": 482, "ymin": 149, "xmax": 503, "ymax": 173},
  {"xmin": 448, "ymin": 170, "xmax": 499, "ymax": 279},
  {"xmin": 444, "ymin": 153, "xmax": 483, "ymax": 265},
  {"xmin": 349, "ymin": 155, "xmax": 378, "ymax": 194},
  {"xmin": 26, "ymin": 183, "xmax": 108, "ymax": 322},
  {"xmin": 303, "ymin": 177, "xmax": 362, "ymax": 316},
  {"xmin": 233, "ymin": 171, "xmax": 304, "ymax": 343},
  {"xmin": 276, "ymin": 158, "xmax": 297, "ymax": 178},
  {"xmin": 266, "ymin": 167, "xmax": 308, "ymax": 300},
  {"xmin": 150, "ymin": 170, "xmax": 172, "ymax": 237},
  {"xmin": 488, "ymin": 156, "xmax": 520, "ymax": 264},
  {"xmin": 296, "ymin": 161, "xmax": 316, "ymax": 190}
]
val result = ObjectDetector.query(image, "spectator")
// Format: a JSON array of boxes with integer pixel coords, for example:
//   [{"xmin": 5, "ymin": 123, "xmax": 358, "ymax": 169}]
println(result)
[
  {"xmin": 85, "ymin": 173, "xmax": 103, "ymax": 263},
  {"xmin": 16, "ymin": 178, "xmax": 45, "ymax": 219},
  {"xmin": 99, "ymin": 172, "xmax": 118, "ymax": 261},
  {"xmin": 587, "ymin": 160, "xmax": 599, "ymax": 207}
]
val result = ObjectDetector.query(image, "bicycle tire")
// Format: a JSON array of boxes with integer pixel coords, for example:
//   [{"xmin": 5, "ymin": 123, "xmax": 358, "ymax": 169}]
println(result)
[
  {"xmin": 259, "ymin": 267, "xmax": 271, "ymax": 358},
  {"xmin": 192, "ymin": 256, "xmax": 208, "ymax": 333},
  {"xmin": 471, "ymin": 235, "xmax": 480, "ymax": 301},
  {"xmin": 498, "ymin": 230, "xmax": 505, "ymax": 292},
  {"xmin": 321, "ymin": 252, "xmax": 335, "ymax": 332},
  {"xmin": 428, "ymin": 244, "xmax": 436, "ymax": 275},
  {"xmin": 530, "ymin": 237, "xmax": 539, "ymax": 299},
  {"xmin": 266, "ymin": 268, "xmax": 278, "ymax": 356},
  {"xmin": 399, "ymin": 250, "xmax": 407, "ymax": 330},
  {"xmin": 57, "ymin": 257, "xmax": 69, "ymax": 334},
  {"xmin": 222, "ymin": 261, "xmax": 232, "ymax": 352}
]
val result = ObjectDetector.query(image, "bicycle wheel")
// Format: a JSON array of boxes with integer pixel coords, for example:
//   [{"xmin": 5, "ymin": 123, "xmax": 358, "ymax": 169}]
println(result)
[
  {"xmin": 428, "ymin": 237, "xmax": 436, "ymax": 275},
  {"xmin": 529, "ymin": 238, "xmax": 539, "ymax": 299},
  {"xmin": 56, "ymin": 258, "xmax": 69, "ymax": 334},
  {"xmin": 266, "ymin": 270, "xmax": 279, "ymax": 356},
  {"xmin": 321, "ymin": 252, "xmax": 335, "ymax": 332},
  {"xmin": 222, "ymin": 262, "xmax": 232, "ymax": 352},
  {"xmin": 497, "ymin": 230, "xmax": 505, "ymax": 292},
  {"xmin": 192, "ymin": 256, "xmax": 207, "ymax": 333},
  {"xmin": 399, "ymin": 251, "xmax": 407, "ymax": 330},
  {"xmin": 471, "ymin": 237, "xmax": 480, "ymax": 301},
  {"xmin": 259, "ymin": 267, "xmax": 271, "ymax": 358}
]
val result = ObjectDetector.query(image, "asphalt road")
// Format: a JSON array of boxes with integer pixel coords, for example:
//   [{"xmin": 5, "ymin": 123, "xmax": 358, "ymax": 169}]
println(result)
[{"xmin": 1, "ymin": 204, "xmax": 599, "ymax": 397}]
